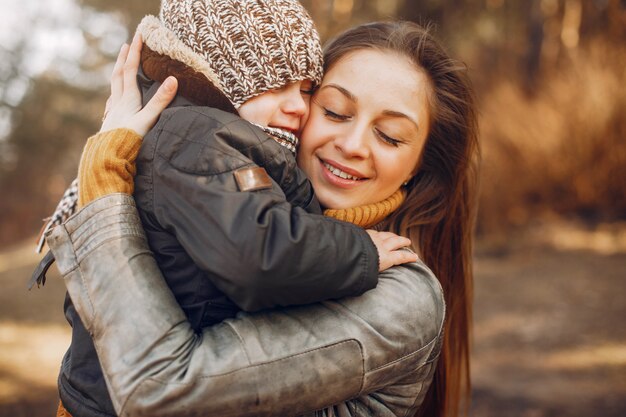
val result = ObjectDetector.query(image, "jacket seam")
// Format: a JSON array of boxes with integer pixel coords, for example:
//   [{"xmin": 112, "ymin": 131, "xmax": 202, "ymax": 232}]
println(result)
[
  {"xmin": 249, "ymin": 124, "xmax": 294, "ymax": 180},
  {"xmin": 224, "ymin": 322, "xmax": 252, "ymax": 365},
  {"xmin": 154, "ymin": 147, "xmax": 254, "ymax": 177},
  {"xmin": 70, "ymin": 208, "xmax": 140, "ymax": 243},
  {"xmin": 122, "ymin": 340, "xmax": 365, "ymax": 416},
  {"xmin": 250, "ymin": 204, "xmax": 371, "ymax": 291},
  {"xmin": 367, "ymin": 326, "xmax": 441, "ymax": 374},
  {"xmin": 401, "ymin": 360, "xmax": 437, "ymax": 417},
  {"xmin": 251, "ymin": 138, "xmax": 309, "ymax": 208},
  {"xmin": 74, "ymin": 230, "xmax": 148, "ymax": 264},
  {"xmin": 155, "ymin": 108, "xmax": 292, "ymax": 178},
  {"xmin": 74, "ymin": 259, "xmax": 96, "ymax": 333},
  {"xmin": 357, "ymin": 230, "xmax": 370, "ymax": 294},
  {"xmin": 114, "ymin": 244, "xmax": 192, "ymax": 415},
  {"xmin": 143, "ymin": 338, "xmax": 364, "ymax": 383},
  {"xmin": 147, "ymin": 116, "xmax": 169, "ymax": 213},
  {"xmin": 156, "ymin": 110, "xmax": 272, "ymax": 169},
  {"xmin": 151, "ymin": 110, "xmax": 251, "ymax": 175},
  {"xmin": 231, "ymin": 118, "xmax": 270, "ymax": 165},
  {"xmin": 58, "ymin": 381, "xmax": 116, "ymax": 417},
  {"xmin": 226, "ymin": 117, "xmax": 287, "ymax": 160},
  {"xmin": 61, "ymin": 194, "xmax": 135, "ymax": 236}
]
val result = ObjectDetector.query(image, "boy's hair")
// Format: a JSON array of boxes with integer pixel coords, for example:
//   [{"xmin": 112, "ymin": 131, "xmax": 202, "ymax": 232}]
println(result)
[{"xmin": 157, "ymin": 0, "xmax": 323, "ymax": 107}]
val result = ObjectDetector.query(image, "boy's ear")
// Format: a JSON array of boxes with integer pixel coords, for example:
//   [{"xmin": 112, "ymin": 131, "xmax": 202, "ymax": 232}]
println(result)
[{"xmin": 141, "ymin": 46, "xmax": 238, "ymax": 115}]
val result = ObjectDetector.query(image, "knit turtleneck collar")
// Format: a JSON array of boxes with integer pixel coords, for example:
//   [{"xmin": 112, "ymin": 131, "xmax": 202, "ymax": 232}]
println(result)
[{"xmin": 323, "ymin": 189, "xmax": 406, "ymax": 228}]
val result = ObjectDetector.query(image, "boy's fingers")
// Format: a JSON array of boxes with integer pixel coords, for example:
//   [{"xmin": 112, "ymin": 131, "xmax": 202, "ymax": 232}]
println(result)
[
  {"xmin": 389, "ymin": 250, "xmax": 419, "ymax": 266},
  {"xmin": 111, "ymin": 43, "xmax": 129, "ymax": 103},
  {"xmin": 378, "ymin": 248, "xmax": 418, "ymax": 271},
  {"xmin": 374, "ymin": 231, "xmax": 398, "ymax": 240},
  {"xmin": 383, "ymin": 236, "xmax": 413, "ymax": 251}
]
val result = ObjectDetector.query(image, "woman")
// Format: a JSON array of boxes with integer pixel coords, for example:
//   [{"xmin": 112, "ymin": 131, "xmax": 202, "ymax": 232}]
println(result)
[{"xmin": 49, "ymin": 21, "xmax": 478, "ymax": 417}]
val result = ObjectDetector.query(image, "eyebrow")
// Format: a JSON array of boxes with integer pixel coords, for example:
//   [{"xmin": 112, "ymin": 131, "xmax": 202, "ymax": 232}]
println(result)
[
  {"xmin": 382, "ymin": 110, "xmax": 420, "ymax": 131},
  {"xmin": 321, "ymin": 84, "xmax": 420, "ymax": 131},
  {"xmin": 320, "ymin": 84, "xmax": 358, "ymax": 102}
]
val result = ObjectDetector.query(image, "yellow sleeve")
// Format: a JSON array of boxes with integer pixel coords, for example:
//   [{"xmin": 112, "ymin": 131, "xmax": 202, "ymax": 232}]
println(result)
[{"xmin": 78, "ymin": 128, "xmax": 143, "ymax": 208}]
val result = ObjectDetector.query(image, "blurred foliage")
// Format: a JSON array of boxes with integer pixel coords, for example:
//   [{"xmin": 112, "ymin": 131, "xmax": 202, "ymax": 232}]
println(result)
[
  {"xmin": 479, "ymin": 39, "xmax": 626, "ymax": 233},
  {"xmin": 1, "ymin": 0, "xmax": 625, "ymax": 248},
  {"xmin": 78, "ymin": 0, "xmax": 159, "ymax": 29}
]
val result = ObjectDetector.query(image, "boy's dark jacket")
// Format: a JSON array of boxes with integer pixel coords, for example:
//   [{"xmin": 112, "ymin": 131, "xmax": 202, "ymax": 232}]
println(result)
[{"xmin": 59, "ymin": 19, "xmax": 378, "ymax": 416}]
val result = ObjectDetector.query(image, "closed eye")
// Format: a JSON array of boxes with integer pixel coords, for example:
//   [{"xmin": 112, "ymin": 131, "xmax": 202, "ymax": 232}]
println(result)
[
  {"xmin": 375, "ymin": 128, "xmax": 402, "ymax": 146},
  {"xmin": 324, "ymin": 108, "xmax": 351, "ymax": 121}
]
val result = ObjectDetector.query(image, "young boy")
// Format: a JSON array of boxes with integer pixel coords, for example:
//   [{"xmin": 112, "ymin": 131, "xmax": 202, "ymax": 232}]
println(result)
[{"xmin": 41, "ymin": 1, "xmax": 415, "ymax": 415}]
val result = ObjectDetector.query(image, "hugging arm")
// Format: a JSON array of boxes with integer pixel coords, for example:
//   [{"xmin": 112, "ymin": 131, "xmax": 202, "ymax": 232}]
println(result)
[{"xmin": 48, "ymin": 194, "xmax": 444, "ymax": 417}]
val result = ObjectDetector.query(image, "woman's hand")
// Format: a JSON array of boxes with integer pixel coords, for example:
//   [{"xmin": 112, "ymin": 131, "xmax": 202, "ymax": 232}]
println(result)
[
  {"xmin": 366, "ymin": 230, "xmax": 419, "ymax": 271},
  {"xmin": 76, "ymin": 33, "xmax": 178, "ymax": 208},
  {"xmin": 100, "ymin": 32, "xmax": 178, "ymax": 136}
]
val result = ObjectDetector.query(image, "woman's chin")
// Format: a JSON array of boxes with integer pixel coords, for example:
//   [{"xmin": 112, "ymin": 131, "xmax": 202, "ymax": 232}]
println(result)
[{"xmin": 316, "ymin": 189, "xmax": 363, "ymax": 210}]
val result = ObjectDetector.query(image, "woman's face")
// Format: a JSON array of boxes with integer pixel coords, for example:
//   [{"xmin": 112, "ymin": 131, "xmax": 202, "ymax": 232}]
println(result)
[{"xmin": 297, "ymin": 49, "xmax": 431, "ymax": 209}]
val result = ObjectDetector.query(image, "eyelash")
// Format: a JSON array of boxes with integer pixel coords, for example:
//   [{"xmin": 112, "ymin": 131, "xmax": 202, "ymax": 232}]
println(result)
[
  {"xmin": 301, "ymin": 84, "xmax": 318, "ymax": 96},
  {"xmin": 322, "ymin": 107, "xmax": 402, "ymax": 146},
  {"xmin": 323, "ymin": 108, "xmax": 351, "ymax": 121},
  {"xmin": 375, "ymin": 128, "xmax": 401, "ymax": 147}
]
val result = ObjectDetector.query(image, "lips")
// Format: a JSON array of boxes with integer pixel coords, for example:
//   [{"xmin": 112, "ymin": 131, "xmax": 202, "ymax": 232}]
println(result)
[
  {"xmin": 322, "ymin": 162, "xmax": 362, "ymax": 181},
  {"xmin": 319, "ymin": 158, "xmax": 367, "ymax": 182},
  {"xmin": 269, "ymin": 125, "xmax": 299, "ymax": 136}
]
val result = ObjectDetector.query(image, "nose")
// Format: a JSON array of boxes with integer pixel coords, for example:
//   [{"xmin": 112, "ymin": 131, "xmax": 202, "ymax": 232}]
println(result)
[
  {"xmin": 281, "ymin": 83, "xmax": 308, "ymax": 117},
  {"xmin": 334, "ymin": 123, "xmax": 370, "ymax": 160}
]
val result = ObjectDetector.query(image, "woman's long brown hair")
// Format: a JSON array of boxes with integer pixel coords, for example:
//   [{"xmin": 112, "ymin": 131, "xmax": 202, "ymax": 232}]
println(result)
[{"xmin": 324, "ymin": 22, "xmax": 480, "ymax": 417}]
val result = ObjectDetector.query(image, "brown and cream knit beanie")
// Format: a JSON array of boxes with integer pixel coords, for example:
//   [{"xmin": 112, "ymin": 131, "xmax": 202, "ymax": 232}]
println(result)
[{"xmin": 158, "ymin": 0, "xmax": 323, "ymax": 107}]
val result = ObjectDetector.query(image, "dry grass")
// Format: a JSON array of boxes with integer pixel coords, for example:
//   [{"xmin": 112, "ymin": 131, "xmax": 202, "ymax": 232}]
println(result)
[{"xmin": 477, "ymin": 40, "xmax": 626, "ymax": 236}]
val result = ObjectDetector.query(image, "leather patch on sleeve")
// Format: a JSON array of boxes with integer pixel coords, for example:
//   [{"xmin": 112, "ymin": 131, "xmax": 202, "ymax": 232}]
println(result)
[{"xmin": 234, "ymin": 167, "xmax": 273, "ymax": 191}]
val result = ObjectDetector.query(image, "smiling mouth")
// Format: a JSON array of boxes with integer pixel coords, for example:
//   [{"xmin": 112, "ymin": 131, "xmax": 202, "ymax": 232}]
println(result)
[
  {"xmin": 268, "ymin": 125, "xmax": 299, "ymax": 136},
  {"xmin": 257, "ymin": 125, "xmax": 299, "ymax": 153},
  {"xmin": 322, "ymin": 161, "xmax": 364, "ymax": 181}
]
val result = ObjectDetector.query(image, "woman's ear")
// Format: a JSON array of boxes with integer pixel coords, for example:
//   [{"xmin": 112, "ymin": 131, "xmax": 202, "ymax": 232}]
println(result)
[{"xmin": 404, "ymin": 167, "xmax": 419, "ymax": 186}]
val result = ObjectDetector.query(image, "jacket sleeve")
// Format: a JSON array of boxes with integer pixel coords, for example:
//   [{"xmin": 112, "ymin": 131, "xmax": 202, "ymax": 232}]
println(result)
[
  {"xmin": 139, "ymin": 108, "xmax": 379, "ymax": 311},
  {"xmin": 47, "ymin": 194, "xmax": 445, "ymax": 417}
]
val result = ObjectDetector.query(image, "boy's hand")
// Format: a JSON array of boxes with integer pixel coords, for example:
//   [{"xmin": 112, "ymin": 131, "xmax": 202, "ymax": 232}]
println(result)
[{"xmin": 366, "ymin": 230, "xmax": 419, "ymax": 272}]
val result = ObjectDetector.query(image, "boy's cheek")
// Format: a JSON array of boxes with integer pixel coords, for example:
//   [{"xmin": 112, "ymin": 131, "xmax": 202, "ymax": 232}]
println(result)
[
  {"xmin": 297, "ymin": 97, "xmax": 312, "ymax": 134},
  {"xmin": 298, "ymin": 109, "xmax": 311, "ymax": 136}
]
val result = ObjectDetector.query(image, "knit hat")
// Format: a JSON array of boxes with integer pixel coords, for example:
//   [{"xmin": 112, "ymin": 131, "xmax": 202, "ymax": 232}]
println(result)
[{"xmin": 158, "ymin": 0, "xmax": 323, "ymax": 108}]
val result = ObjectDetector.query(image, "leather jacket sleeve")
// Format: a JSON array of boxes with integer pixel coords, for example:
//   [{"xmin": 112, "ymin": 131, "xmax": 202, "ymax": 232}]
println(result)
[
  {"xmin": 137, "ymin": 107, "xmax": 379, "ymax": 312},
  {"xmin": 47, "ymin": 194, "xmax": 445, "ymax": 417}
]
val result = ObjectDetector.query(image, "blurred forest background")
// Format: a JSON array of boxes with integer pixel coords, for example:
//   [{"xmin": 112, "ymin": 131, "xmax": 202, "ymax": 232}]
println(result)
[
  {"xmin": 1, "ymin": 0, "xmax": 626, "ymax": 245},
  {"xmin": 0, "ymin": 0, "xmax": 625, "ymax": 416}
]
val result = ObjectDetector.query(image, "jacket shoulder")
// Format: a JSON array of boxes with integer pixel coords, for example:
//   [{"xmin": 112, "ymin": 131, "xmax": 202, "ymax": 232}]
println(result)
[
  {"xmin": 162, "ymin": 106, "xmax": 242, "ymax": 129},
  {"xmin": 142, "ymin": 106, "xmax": 273, "ymax": 175}
]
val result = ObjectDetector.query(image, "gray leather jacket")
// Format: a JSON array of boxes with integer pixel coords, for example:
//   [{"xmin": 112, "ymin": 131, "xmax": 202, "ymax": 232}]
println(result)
[{"xmin": 47, "ymin": 194, "xmax": 445, "ymax": 417}]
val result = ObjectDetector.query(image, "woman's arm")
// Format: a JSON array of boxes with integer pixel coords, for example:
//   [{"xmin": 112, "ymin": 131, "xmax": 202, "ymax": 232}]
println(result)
[
  {"xmin": 47, "ymin": 194, "xmax": 444, "ymax": 417},
  {"xmin": 77, "ymin": 34, "xmax": 178, "ymax": 207}
]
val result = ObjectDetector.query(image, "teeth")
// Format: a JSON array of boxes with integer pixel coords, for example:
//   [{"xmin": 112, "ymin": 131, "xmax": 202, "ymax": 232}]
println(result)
[{"xmin": 323, "ymin": 162, "xmax": 360, "ymax": 181}]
